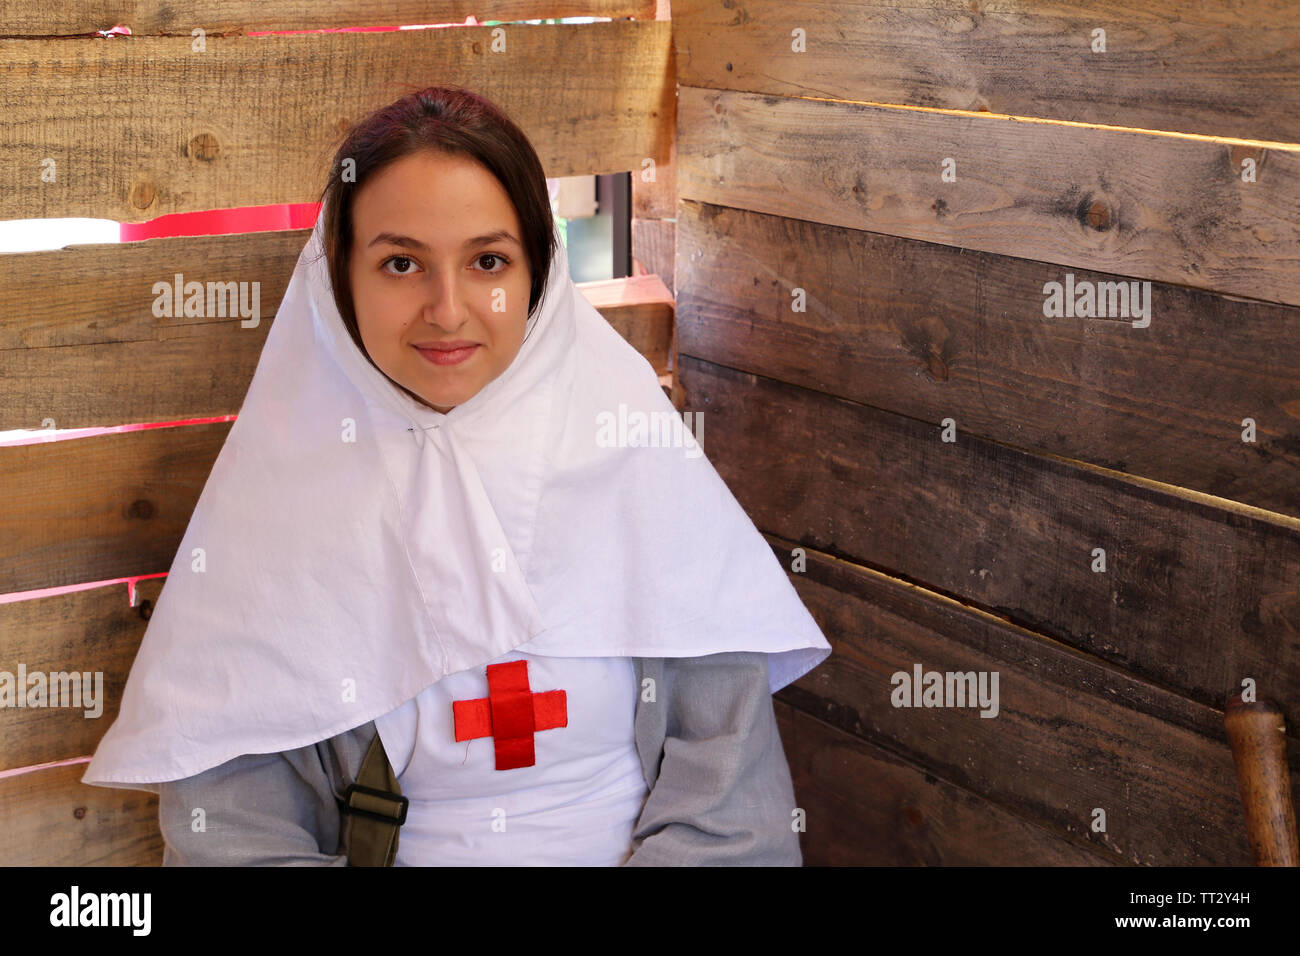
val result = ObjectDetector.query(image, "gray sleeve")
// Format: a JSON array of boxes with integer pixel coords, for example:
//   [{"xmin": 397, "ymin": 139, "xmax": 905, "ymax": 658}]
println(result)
[
  {"xmin": 624, "ymin": 651, "xmax": 803, "ymax": 866},
  {"xmin": 157, "ymin": 740, "xmax": 349, "ymax": 867}
]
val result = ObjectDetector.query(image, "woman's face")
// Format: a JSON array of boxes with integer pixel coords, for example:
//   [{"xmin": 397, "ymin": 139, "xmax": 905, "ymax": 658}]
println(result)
[{"xmin": 348, "ymin": 150, "xmax": 532, "ymax": 413}]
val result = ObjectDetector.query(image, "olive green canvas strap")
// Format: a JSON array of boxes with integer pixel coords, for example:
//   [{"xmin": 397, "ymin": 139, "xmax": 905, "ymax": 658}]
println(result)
[{"xmin": 339, "ymin": 732, "xmax": 407, "ymax": 866}]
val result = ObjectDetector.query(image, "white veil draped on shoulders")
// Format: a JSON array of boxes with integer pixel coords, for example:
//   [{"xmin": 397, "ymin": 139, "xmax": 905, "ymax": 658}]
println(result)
[{"xmin": 82, "ymin": 212, "xmax": 831, "ymax": 790}]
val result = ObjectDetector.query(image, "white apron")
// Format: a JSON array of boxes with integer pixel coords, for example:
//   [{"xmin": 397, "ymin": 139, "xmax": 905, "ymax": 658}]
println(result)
[{"xmin": 373, "ymin": 649, "xmax": 649, "ymax": 866}]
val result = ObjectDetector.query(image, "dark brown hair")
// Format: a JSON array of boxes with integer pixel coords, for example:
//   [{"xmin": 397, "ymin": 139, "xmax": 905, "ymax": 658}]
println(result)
[{"xmin": 316, "ymin": 85, "xmax": 557, "ymax": 364}]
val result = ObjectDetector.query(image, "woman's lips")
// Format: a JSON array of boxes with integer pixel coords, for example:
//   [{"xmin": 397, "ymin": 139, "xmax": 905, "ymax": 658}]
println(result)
[{"xmin": 414, "ymin": 344, "xmax": 479, "ymax": 366}]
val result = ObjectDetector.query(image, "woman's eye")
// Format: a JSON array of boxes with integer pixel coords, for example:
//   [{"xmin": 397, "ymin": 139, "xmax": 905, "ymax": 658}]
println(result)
[
  {"xmin": 383, "ymin": 255, "xmax": 417, "ymax": 275},
  {"xmin": 476, "ymin": 253, "xmax": 508, "ymax": 272}
]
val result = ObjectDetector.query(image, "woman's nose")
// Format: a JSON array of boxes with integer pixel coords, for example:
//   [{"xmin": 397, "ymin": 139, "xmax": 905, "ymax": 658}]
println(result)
[{"xmin": 419, "ymin": 273, "xmax": 469, "ymax": 329}]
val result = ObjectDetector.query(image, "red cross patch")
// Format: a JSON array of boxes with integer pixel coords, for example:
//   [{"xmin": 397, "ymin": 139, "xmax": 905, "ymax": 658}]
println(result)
[{"xmin": 451, "ymin": 659, "xmax": 567, "ymax": 770}]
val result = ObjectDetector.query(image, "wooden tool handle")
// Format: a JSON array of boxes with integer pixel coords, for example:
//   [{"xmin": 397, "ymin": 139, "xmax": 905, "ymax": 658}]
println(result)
[{"xmin": 1225, "ymin": 694, "xmax": 1299, "ymax": 866}]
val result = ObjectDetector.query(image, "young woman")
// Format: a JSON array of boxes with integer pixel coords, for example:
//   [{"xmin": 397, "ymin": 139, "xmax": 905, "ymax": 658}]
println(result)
[{"xmin": 83, "ymin": 86, "xmax": 831, "ymax": 865}]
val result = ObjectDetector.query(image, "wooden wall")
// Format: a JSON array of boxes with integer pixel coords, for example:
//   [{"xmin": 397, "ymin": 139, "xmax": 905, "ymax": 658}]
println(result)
[
  {"xmin": 670, "ymin": 0, "xmax": 1300, "ymax": 864},
  {"xmin": 0, "ymin": 2, "xmax": 671, "ymax": 866}
]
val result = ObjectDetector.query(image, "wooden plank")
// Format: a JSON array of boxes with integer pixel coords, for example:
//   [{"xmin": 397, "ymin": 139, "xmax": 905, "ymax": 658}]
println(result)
[
  {"xmin": 677, "ymin": 87, "xmax": 1300, "ymax": 307},
  {"xmin": 0, "ymin": 21, "xmax": 673, "ymax": 220},
  {"xmin": 0, "ymin": 1, "xmax": 656, "ymax": 35},
  {"xmin": 673, "ymin": 0, "xmax": 1300, "ymax": 144},
  {"xmin": 680, "ymin": 355, "xmax": 1300, "ymax": 735},
  {"xmin": 0, "ymin": 578, "xmax": 163, "ymax": 771},
  {"xmin": 631, "ymin": 217, "xmax": 675, "ymax": 293},
  {"xmin": 0, "ymin": 763, "xmax": 162, "ymax": 866},
  {"xmin": 631, "ymin": 65, "xmax": 676, "ymax": 222},
  {"xmin": 0, "ymin": 423, "xmax": 230, "ymax": 594},
  {"xmin": 675, "ymin": 199, "xmax": 1300, "ymax": 520},
  {"xmin": 772, "ymin": 539, "xmax": 1286, "ymax": 865},
  {"xmin": 0, "ymin": 230, "xmax": 674, "ymax": 430},
  {"xmin": 0, "ymin": 231, "xmax": 295, "ymax": 431},
  {"xmin": 774, "ymin": 702, "xmax": 1119, "ymax": 866}
]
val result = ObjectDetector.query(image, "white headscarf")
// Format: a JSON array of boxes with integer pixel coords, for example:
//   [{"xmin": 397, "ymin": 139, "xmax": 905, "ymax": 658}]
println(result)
[{"xmin": 83, "ymin": 210, "xmax": 831, "ymax": 790}]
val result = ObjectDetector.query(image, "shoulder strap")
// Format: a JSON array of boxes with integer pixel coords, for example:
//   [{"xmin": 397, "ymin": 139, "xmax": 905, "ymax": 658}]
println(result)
[{"xmin": 339, "ymin": 731, "xmax": 407, "ymax": 866}]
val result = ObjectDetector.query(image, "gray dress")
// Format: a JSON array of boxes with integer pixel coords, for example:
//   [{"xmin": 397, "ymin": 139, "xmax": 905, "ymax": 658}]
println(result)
[{"xmin": 156, "ymin": 651, "xmax": 802, "ymax": 866}]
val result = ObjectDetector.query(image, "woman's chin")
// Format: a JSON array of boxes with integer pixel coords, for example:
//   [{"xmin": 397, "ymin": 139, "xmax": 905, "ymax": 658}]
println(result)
[
  {"xmin": 401, "ymin": 371, "xmax": 484, "ymax": 412},
  {"xmin": 419, "ymin": 389, "xmax": 465, "ymax": 412}
]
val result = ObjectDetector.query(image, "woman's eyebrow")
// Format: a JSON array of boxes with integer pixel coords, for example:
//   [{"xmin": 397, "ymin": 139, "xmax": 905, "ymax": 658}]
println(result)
[{"xmin": 366, "ymin": 229, "xmax": 521, "ymax": 250}]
